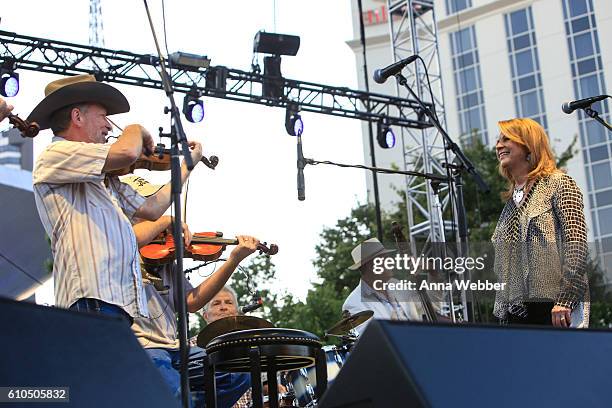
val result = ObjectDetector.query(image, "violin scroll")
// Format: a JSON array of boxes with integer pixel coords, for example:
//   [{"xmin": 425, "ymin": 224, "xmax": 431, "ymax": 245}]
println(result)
[
  {"xmin": 259, "ymin": 242, "xmax": 279, "ymax": 256},
  {"xmin": 8, "ymin": 113, "xmax": 40, "ymax": 138},
  {"xmin": 202, "ymin": 155, "xmax": 219, "ymax": 170}
]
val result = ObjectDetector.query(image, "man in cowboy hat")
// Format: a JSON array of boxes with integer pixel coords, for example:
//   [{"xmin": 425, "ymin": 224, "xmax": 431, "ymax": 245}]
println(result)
[
  {"xmin": 31, "ymin": 74, "xmax": 204, "ymax": 322},
  {"xmin": 342, "ymin": 238, "xmax": 423, "ymax": 334},
  {"xmin": 123, "ymin": 176, "xmax": 257, "ymax": 407}
]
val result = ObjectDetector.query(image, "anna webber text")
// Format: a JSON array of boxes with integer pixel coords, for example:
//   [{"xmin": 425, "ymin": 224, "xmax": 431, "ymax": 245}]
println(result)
[{"xmin": 373, "ymin": 279, "xmax": 506, "ymax": 291}]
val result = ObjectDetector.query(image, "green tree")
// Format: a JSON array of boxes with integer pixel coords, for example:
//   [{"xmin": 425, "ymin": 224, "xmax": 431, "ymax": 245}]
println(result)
[{"xmin": 231, "ymin": 255, "xmax": 277, "ymax": 308}]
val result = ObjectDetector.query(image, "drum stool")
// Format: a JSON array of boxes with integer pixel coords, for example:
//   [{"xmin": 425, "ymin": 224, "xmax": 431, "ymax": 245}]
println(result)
[{"xmin": 204, "ymin": 328, "xmax": 327, "ymax": 408}]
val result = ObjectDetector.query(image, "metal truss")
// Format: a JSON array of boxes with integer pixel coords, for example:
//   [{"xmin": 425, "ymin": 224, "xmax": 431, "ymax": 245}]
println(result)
[
  {"xmin": 89, "ymin": 0, "xmax": 104, "ymax": 47},
  {"xmin": 387, "ymin": 1, "xmax": 472, "ymax": 321},
  {"xmin": 0, "ymin": 30, "xmax": 433, "ymax": 129},
  {"xmin": 386, "ymin": 0, "xmax": 453, "ymax": 246}
]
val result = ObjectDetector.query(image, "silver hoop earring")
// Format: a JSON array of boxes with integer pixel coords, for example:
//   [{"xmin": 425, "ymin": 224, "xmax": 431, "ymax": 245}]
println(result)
[{"xmin": 526, "ymin": 153, "xmax": 531, "ymax": 162}]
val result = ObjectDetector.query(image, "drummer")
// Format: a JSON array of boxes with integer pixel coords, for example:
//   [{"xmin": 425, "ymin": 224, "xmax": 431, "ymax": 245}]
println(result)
[
  {"xmin": 201, "ymin": 286, "xmax": 241, "ymax": 327},
  {"xmin": 195, "ymin": 286, "xmax": 289, "ymax": 408},
  {"xmin": 342, "ymin": 238, "xmax": 423, "ymax": 334},
  {"xmin": 125, "ymin": 176, "xmax": 254, "ymax": 408}
]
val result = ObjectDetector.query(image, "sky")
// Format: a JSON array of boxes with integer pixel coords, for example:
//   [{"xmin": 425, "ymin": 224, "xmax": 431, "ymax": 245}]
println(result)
[{"xmin": 1, "ymin": 1, "xmax": 367, "ymax": 304}]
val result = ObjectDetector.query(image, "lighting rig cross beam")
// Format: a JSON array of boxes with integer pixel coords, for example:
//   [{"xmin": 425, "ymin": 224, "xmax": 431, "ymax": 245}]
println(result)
[{"xmin": 0, "ymin": 30, "xmax": 433, "ymax": 129}]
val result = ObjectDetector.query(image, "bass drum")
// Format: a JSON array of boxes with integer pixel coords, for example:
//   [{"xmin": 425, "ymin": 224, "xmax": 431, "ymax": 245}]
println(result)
[{"xmin": 283, "ymin": 345, "xmax": 349, "ymax": 407}]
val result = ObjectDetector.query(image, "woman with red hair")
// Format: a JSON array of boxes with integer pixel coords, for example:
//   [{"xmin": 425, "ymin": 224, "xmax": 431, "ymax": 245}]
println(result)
[{"xmin": 492, "ymin": 118, "xmax": 589, "ymax": 327}]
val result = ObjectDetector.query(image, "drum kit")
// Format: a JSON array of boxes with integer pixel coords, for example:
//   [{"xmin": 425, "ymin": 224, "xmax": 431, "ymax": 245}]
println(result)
[{"xmin": 195, "ymin": 310, "xmax": 374, "ymax": 407}]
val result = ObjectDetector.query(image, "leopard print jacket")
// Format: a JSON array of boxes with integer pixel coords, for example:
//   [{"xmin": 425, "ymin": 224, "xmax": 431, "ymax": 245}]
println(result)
[{"xmin": 492, "ymin": 172, "xmax": 589, "ymax": 324}]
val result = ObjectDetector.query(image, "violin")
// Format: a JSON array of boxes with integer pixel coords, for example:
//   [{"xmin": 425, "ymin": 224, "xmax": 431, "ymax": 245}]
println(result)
[
  {"xmin": 140, "ymin": 231, "xmax": 279, "ymax": 265},
  {"xmin": 8, "ymin": 113, "xmax": 40, "ymax": 138},
  {"xmin": 109, "ymin": 145, "xmax": 219, "ymax": 176}
]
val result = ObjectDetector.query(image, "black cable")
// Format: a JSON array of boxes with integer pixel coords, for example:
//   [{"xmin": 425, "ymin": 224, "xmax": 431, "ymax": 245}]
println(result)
[
  {"xmin": 306, "ymin": 158, "xmax": 448, "ymax": 181},
  {"xmin": 183, "ymin": 261, "xmax": 208, "ymax": 275},
  {"xmin": 161, "ymin": 0, "xmax": 171, "ymax": 61}
]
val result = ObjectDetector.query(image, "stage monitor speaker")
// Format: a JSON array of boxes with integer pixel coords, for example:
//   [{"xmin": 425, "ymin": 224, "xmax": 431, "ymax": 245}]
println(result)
[
  {"xmin": 318, "ymin": 319, "xmax": 612, "ymax": 408},
  {"xmin": 0, "ymin": 297, "xmax": 179, "ymax": 407}
]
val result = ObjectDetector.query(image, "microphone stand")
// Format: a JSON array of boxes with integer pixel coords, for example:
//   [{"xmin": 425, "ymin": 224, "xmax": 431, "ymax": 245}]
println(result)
[
  {"xmin": 143, "ymin": 2, "xmax": 194, "ymax": 407},
  {"xmin": 393, "ymin": 72, "xmax": 489, "ymax": 322},
  {"xmin": 583, "ymin": 106, "xmax": 612, "ymax": 131}
]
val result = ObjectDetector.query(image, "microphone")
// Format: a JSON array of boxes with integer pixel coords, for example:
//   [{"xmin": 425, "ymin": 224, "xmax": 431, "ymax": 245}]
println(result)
[
  {"xmin": 562, "ymin": 94, "xmax": 609, "ymax": 114},
  {"xmin": 373, "ymin": 55, "xmax": 419, "ymax": 84},
  {"xmin": 297, "ymin": 134, "xmax": 305, "ymax": 201},
  {"xmin": 241, "ymin": 294, "xmax": 263, "ymax": 314}
]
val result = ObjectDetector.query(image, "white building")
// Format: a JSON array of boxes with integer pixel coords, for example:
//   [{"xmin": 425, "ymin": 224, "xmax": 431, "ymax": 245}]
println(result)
[{"xmin": 349, "ymin": 0, "xmax": 612, "ymax": 275}]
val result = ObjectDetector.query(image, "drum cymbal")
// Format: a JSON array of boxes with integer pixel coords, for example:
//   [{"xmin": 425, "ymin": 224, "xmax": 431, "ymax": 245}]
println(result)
[
  {"xmin": 196, "ymin": 315, "xmax": 274, "ymax": 347},
  {"xmin": 325, "ymin": 310, "xmax": 374, "ymax": 335}
]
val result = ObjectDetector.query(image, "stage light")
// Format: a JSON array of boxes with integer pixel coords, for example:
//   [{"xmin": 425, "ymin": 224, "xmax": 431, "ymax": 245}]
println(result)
[
  {"xmin": 169, "ymin": 52, "xmax": 210, "ymax": 71},
  {"xmin": 0, "ymin": 71, "xmax": 19, "ymax": 97},
  {"xmin": 285, "ymin": 104, "xmax": 303, "ymax": 136},
  {"xmin": 183, "ymin": 94, "xmax": 204, "ymax": 123},
  {"xmin": 253, "ymin": 31, "xmax": 301, "ymax": 56},
  {"xmin": 292, "ymin": 115, "xmax": 304, "ymax": 136},
  {"xmin": 253, "ymin": 31, "xmax": 300, "ymax": 99},
  {"xmin": 205, "ymin": 66, "xmax": 228, "ymax": 92},
  {"xmin": 377, "ymin": 120, "xmax": 396, "ymax": 148}
]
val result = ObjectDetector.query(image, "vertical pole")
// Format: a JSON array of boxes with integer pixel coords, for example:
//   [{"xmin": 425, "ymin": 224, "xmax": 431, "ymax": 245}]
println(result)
[{"xmin": 357, "ymin": 0, "xmax": 384, "ymax": 241}]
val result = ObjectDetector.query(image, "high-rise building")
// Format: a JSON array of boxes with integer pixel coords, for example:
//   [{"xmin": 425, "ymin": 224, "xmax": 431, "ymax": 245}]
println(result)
[{"xmin": 349, "ymin": 0, "xmax": 612, "ymax": 275}]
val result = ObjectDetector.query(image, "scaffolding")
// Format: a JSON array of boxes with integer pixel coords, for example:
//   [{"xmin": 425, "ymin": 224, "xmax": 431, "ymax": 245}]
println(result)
[
  {"xmin": 89, "ymin": 0, "xmax": 105, "ymax": 47},
  {"xmin": 386, "ymin": 0, "xmax": 472, "ymax": 320},
  {"xmin": 0, "ymin": 29, "xmax": 435, "ymax": 129},
  {"xmin": 386, "ymin": 0, "xmax": 452, "ymax": 246}
]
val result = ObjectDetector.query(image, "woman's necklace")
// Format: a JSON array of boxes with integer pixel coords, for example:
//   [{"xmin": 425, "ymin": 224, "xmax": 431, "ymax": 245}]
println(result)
[{"xmin": 513, "ymin": 181, "xmax": 527, "ymax": 204}]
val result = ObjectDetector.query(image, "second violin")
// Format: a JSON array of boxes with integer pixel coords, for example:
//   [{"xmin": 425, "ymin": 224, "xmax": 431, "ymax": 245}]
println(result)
[{"xmin": 140, "ymin": 231, "xmax": 279, "ymax": 265}]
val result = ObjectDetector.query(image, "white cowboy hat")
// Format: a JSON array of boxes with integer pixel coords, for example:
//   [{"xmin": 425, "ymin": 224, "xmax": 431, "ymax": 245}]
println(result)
[{"xmin": 348, "ymin": 238, "xmax": 395, "ymax": 270}]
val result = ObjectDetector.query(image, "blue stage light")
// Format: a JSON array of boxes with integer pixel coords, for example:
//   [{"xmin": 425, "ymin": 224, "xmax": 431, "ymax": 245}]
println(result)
[
  {"xmin": 285, "ymin": 104, "xmax": 303, "ymax": 136},
  {"xmin": 183, "ymin": 95, "xmax": 204, "ymax": 123},
  {"xmin": 0, "ymin": 72, "xmax": 19, "ymax": 97},
  {"xmin": 377, "ymin": 120, "xmax": 396, "ymax": 149}
]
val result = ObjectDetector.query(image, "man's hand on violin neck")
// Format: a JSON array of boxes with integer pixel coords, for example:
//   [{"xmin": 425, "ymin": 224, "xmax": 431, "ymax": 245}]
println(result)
[
  {"xmin": 188, "ymin": 141, "xmax": 203, "ymax": 165},
  {"xmin": 229, "ymin": 235, "xmax": 260, "ymax": 262},
  {"xmin": 182, "ymin": 222, "xmax": 193, "ymax": 246},
  {"xmin": 140, "ymin": 126, "xmax": 154, "ymax": 156},
  {"xmin": 0, "ymin": 98, "xmax": 13, "ymax": 122}
]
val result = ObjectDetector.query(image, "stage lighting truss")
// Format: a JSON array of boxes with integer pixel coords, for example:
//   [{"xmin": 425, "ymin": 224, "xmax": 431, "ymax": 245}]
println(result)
[
  {"xmin": 183, "ymin": 93, "xmax": 204, "ymax": 123},
  {"xmin": 0, "ymin": 70, "xmax": 19, "ymax": 97},
  {"xmin": 285, "ymin": 104, "xmax": 303, "ymax": 136},
  {"xmin": 377, "ymin": 119, "xmax": 396, "ymax": 148},
  {"xmin": 0, "ymin": 30, "xmax": 434, "ymax": 128}
]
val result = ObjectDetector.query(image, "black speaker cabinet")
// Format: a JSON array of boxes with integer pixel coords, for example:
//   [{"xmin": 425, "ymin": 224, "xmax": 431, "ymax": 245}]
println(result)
[
  {"xmin": 0, "ymin": 297, "xmax": 179, "ymax": 407},
  {"xmin": 319, "ymin": 319, "xmax": 612, "ymax": 408}
]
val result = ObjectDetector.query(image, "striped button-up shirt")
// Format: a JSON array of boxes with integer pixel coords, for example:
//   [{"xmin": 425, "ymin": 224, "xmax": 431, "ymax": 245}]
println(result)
[
  {"xmin": 32, "ymin": 137, "xmax": 148, "ymax": 317},
  {"xmin": 132, "ymin": 264, "xmax": 193, "ymax": 349}
]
